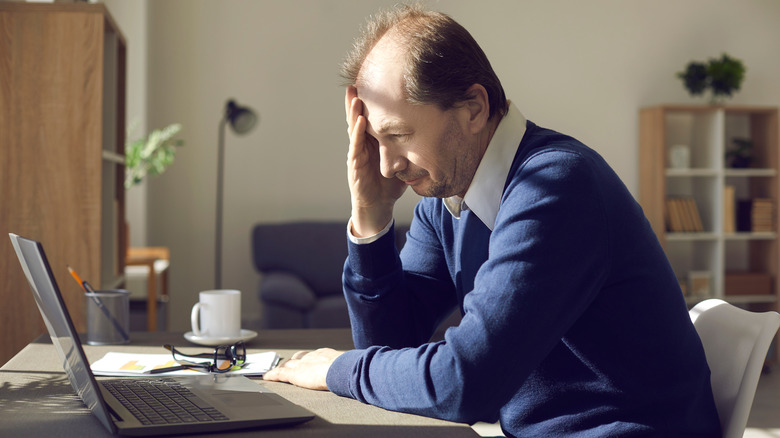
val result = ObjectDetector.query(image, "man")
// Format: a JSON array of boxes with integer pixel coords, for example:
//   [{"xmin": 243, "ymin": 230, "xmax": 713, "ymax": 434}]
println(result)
[{"xmin": 264, "ymin": 5, "xmax": 721, "ymax": 436}]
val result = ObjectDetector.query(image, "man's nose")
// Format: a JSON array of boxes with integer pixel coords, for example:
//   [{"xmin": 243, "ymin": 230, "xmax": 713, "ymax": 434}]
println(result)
[{"xmin": 379, "ymin": 144, "xmax": 406, "ymax": 179}]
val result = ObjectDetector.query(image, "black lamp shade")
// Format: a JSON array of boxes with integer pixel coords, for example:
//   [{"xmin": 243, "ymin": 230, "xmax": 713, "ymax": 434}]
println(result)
[{"xmin": 225, "ymin": 100, "xmax": 257, "ymax": 134}]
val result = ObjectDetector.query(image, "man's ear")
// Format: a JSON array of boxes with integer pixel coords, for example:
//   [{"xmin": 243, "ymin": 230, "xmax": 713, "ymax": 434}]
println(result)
[{"xmin": 462, "ymin": 84, "xmax": 490, "ymax": 135}]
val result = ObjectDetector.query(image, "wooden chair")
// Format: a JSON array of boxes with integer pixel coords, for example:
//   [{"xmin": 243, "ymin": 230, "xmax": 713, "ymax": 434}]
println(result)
[{"xmin": 126, "ymin": 247, "xmax": 170, "ymax": 331}]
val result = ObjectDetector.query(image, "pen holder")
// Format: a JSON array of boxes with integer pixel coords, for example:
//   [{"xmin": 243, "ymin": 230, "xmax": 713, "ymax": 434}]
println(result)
[{"xmin": 86, "ymin": 289, "xmax": 130, "ymax": 345}]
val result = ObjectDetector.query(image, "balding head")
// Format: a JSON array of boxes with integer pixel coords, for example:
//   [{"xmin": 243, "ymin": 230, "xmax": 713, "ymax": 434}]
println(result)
[{"xmin": 341, "ymin": 4, "xmax": 507, "ymax": 121}]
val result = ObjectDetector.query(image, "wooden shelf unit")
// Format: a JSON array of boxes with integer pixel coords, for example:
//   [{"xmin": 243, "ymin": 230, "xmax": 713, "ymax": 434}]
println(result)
[
  {"xmin": 639, "ymin": 105, "xmax": 779, "ymax": 308},
  {"xmin": 0, "ymin": 3, "xmax": 127, "ymax": 364}
]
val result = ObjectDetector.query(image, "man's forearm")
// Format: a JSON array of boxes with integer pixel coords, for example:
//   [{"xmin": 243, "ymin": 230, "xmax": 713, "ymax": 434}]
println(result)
[{"xmin": 350, "ymin": 204, "xmax": 395, "ymax": 238}]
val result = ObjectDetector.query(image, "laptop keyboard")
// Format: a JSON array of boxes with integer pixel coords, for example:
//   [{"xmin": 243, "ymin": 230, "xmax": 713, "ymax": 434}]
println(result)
[{"xmin": 102, "ymin": 378, "xmax": 229, "ymax": 425}]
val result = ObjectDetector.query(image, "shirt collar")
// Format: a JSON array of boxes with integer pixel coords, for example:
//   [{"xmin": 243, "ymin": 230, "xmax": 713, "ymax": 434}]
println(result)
[{"xmin": 443, "ymin": 102, "xmax": 527, "ymax": 230}]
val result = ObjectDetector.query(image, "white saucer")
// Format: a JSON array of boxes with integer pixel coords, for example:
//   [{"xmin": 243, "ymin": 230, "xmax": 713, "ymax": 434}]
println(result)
[{"xmin": 183, "ymin": 329, "xmax": 258, "ymax": 346}]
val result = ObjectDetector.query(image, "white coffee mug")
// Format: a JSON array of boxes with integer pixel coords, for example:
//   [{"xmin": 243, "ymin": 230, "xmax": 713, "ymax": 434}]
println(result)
[{"xmin": 190, "ymin": 289, "xmax": 241, "ymax": 338}]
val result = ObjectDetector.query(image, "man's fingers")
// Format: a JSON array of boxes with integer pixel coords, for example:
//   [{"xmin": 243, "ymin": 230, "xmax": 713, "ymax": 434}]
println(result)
[
  {"xmin": 347, "ymin": 115, "xmax": 367, "ymax": 163},
  {"xmin": 263, "ymin": 366, "xmax": 283, "ymax": 381},
  {"xmin": 291, "ymin": 350, "xmax": 310, "ymax": 360},
  {"xmin": 262, "ymin": 350, "xmax": 336, "ymax": 391},
  {"xmin": 264, "ymin": 357, "xmax": 297, "ymax": 381},
  {"xmin": 345, "ymin": 86, "xmax": 358, "ymax": 126},
  {"xmin": 347, "ymin": 97, "xmax": 362, "ymax": 137},
  {"xmin": 345, "ymin": 86, "xmax": 367, "ymax": 168},
  {"xmin": 345, "ymin": 87, "xmax": 351, "ymax": 122}
]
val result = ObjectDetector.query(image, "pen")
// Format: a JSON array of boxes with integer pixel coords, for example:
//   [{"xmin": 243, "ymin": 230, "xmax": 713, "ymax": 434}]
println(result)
[
  {"xmin": 148, "ymin": 365, "xmax": 193, "ymax": 374},
  {"xmin": 67, "ymin": 265, "xmax": 129, "ymax": 342}
]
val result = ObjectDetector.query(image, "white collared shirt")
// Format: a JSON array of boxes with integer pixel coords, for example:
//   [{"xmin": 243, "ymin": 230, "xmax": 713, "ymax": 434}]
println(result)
[
  {"xmin": 443, "ymin": 102, "xmax": 526, "ymax": 230},
  {"xmin": 349, "ymin": 102, "xmax": 527, "ymax": 242}
]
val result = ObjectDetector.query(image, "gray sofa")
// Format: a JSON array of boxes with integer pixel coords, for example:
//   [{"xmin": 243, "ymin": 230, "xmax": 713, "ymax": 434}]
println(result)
[{"xmin": 251, "ymin": 221, "xmax": 408, "ymax": 329}]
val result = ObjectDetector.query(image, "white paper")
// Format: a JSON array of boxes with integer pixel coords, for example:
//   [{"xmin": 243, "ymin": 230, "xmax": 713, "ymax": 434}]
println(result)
[{"xmin": 90, "ymin": 351, "xmax": 280, "ymax": 377}]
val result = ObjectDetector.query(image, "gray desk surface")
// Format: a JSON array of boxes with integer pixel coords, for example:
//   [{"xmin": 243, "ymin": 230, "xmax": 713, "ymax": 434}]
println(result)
[{"xmin": 0, "ymin": 329, "xmax": 478, "ymax": 437}]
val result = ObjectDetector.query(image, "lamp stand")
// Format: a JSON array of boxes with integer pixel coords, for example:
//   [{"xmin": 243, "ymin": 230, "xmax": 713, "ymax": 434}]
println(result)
[
  {"xmin": 214, "ymin": 99, "xmax": 257, "ymax": 290},
  {"xmin": 215, "ymin": 118, "xmax": 227, "ymax": 290}
]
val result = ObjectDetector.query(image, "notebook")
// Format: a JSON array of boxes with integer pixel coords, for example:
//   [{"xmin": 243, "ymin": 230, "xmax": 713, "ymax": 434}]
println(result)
[{"xmin": 9, "ymin": 233, "xmax": 314, "ymax": 436}]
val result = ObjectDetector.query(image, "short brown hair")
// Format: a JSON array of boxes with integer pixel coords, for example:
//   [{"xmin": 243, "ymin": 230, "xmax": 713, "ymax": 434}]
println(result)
[{"xmin": 341, "ymin": 4, "xmax": 507, "ymax": 120}]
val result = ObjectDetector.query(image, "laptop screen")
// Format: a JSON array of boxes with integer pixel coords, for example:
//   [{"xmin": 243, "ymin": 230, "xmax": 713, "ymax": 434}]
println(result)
[{"xmin": 9, "ymin": 233, "xmax": 116, "ymax": 434}]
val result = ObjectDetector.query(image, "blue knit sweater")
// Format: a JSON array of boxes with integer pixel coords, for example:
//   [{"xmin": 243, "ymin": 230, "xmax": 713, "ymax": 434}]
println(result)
[{"xmin": 327, "ymin": 121, "xmax": 721, "ymax": 437}]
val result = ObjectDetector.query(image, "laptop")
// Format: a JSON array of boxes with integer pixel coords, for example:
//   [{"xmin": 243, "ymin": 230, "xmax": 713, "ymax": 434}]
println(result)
[{"xmin": 9, "ymin": 233, "xmax": 314, "ymax": 436}]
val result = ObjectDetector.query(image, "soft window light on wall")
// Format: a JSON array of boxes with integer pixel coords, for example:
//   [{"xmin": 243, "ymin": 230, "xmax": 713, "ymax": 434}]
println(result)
[{"xmin": 216, "ymin": 99, "xmax": 258, "ymax": 289}]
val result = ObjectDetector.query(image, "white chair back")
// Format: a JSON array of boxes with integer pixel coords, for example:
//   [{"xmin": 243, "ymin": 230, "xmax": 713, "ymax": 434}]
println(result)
[{"xmin": 689, "ymin": 298, "xmax": 780, "ymax": 438}]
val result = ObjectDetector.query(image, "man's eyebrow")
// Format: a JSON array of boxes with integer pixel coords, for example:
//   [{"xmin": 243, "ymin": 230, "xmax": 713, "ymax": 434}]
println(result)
[{"xmin": 374, "ymin": 120, "xmax": 408, "ymax": 134}]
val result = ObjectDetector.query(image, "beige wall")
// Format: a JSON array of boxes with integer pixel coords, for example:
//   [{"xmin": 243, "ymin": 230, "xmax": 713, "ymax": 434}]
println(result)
[{"xmin": 105, "ymin": 0, "xmax": 780, "ymax": 331}]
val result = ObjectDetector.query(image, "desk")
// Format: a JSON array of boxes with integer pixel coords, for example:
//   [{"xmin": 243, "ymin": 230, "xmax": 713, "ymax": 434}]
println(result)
[{"xmin": 0, "ymin": 329, "xmax": 479, "ymax": 437}]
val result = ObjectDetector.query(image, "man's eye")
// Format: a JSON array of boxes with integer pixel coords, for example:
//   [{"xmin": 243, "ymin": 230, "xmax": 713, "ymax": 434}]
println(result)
[{"xmin": 391, "ymin": 134, "xmax": 407, "ymax": 139}]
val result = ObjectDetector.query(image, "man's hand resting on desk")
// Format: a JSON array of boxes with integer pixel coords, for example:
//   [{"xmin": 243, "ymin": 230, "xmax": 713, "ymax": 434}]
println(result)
[{"xmin": 263, "ymin": 348, "xmax": 344, "ymax": 391}]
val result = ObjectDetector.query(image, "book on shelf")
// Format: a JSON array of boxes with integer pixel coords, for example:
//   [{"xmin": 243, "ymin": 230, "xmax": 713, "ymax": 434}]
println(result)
[
  {"xmin": 665, "ymin": 196, "xmax": 704, "ymax": 232},
  {"xmin": 686, "ymin": 198, "xmax": 704, "ymax": 232},
  {"xmin": 665, "ymin": 198, "xmax": 681, "ymax": 232},
  {"xmin": 752, "ymin": 198, "xmax": 774, "ymax": 232},
  {"xmin": 723, "ymin": 185, "xmax": 735, "ymax": 233},
  {"xmin": 736, "ymin": 198, "xmax": 775, "ymax": 233}
]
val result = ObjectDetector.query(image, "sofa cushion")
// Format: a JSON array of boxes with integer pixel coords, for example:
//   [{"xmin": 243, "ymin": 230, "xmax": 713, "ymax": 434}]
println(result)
[
  {"xmin": 252, "ymin": 222, "xmax": 348, "ymax": 296},
  {"xmin": 259, "ymin": 272, "xmax": 317, "ymax": 310},
  {"xmin": 307, "ymin": 296, "xmax": 351, "ymax": 329}
]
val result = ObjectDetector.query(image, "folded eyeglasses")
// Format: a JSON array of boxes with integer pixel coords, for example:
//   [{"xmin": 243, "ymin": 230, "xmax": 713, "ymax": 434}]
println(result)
[{"xmin": 152, "ymin": 341, "xmax": 247, "ymax": 374}]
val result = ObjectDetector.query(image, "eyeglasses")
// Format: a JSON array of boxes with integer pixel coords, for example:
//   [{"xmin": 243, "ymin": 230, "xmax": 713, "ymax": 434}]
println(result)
[{"xmin": 158, "ymin": 341, "xmax": 246, "ymax": 374}]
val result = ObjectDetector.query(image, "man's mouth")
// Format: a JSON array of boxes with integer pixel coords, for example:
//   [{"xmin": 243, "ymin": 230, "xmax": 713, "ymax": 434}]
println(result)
[{"xmin": 397, "ymin": 172, "xmax": 425, "ymax": 185}]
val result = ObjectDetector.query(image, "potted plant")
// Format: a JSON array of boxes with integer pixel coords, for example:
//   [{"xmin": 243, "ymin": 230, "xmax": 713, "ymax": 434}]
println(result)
[
  {"xmin": 125, "ymin": 123, "xmax": 184, "ymax": 189},
  {"xmin": 677, "ymin": 53, "xmax": 746, "ymax": 105},
  {"xmin": 725, "ymin": 137, "xmax": 754, "ymax": 169}
]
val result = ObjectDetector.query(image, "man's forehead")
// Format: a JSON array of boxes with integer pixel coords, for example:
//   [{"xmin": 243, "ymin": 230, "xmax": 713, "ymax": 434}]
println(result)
[
  {"xmin": 355, "ymin": 34, "xmax": 440, "ymax": 134},
  {"xmin": 355, "ymin": 49, "xmax": 409, "ymax": 135},
  {"xmin": 355, "ymin": 82, "xmax": 417, "ymax": 137}
]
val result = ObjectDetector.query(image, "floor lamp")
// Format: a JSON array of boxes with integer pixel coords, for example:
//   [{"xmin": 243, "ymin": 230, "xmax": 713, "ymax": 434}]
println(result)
[{"xmin": 216, "ymin": 99, "xmax": 258, "ymax": 289}]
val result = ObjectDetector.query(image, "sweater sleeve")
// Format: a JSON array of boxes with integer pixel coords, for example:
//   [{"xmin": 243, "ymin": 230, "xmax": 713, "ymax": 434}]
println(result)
[
  {"xmin": 330, "ymin": 148, "xmax": 612, "ymax": 424},
  {"xmin": 342, "ymin": 202, "xmax": 458, "ymax": 349}
]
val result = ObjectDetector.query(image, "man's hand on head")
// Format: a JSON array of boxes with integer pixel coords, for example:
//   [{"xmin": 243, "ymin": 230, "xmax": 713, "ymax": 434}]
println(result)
[
  {"xmin": 345, "ymin": 86, "xmax": 406, "ymax": 237},
  {"xmin": 263, "ymin": 348, "xmax": 344, "ymax": 391}
]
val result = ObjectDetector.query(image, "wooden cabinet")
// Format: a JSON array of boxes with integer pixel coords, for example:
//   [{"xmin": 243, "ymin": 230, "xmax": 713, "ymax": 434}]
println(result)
[
  {"xmin": 0, "ymin": 3, "xmax": 126, "ymax": 364},
  {"xmin": 639, "ymin": 105, "xmax": 779, "ymax": 308}
]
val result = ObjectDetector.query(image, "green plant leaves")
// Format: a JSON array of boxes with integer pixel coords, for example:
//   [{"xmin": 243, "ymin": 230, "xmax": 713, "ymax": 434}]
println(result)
[
  {"xmin": 124, "ymin": 123, "xmax": 184, "ymax": 189},
  {"xmin": 707, "ymin": 54, "xmax": 746, "ymax": 98},
  {"xmin": 677, "ymin": 62, "xmax": 708, "ymax": 96},
  {"xmin": 677, "ymin": 53, "xmax": 745, "ymax": 103}
]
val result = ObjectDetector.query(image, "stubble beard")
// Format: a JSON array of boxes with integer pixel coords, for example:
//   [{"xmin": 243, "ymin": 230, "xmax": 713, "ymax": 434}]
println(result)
[{"xmin": 412, "ymin": 115, "xmax": 477, "ymax": 199}]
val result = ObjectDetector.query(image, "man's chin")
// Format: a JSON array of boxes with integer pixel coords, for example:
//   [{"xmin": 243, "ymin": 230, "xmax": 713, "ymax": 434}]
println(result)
[
  {"xmin": 411, "ymin": 182, "xmax": 451, "ymax": 199},
  {"xmin": 410, "ymin": 186, "xmax": 429, "ymax": 197}
]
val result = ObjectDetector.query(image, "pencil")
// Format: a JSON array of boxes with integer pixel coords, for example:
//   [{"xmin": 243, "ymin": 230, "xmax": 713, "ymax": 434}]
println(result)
[{"xmin": 67, "ymin": 266, "xmax": 88, "ymax": 292}]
